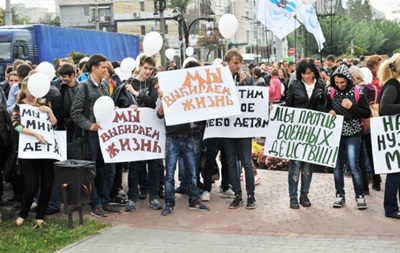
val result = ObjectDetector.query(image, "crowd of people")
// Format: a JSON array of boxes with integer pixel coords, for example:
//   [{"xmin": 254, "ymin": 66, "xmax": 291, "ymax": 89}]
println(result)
[{"xmin": 0, "ymin": 48, "xmax": 400, "ymax": 228}]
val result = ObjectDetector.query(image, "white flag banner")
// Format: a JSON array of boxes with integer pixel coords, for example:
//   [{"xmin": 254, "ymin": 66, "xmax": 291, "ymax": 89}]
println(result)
[
  {"xmin": 18, "ymin": 104, "xmax": 67, "ymax": 161},
  {"xmin": 296, "ymin": 3, "xmax": 326, "ymax": 51},
  {"xmin": 257, "ymin": 0, "xmax": 300, "ymax": 40},
  {"xmin": 157, "ymin": 65, "xmax": 241, "ymax": 126},
  {"xmin": 98, "ymin": 108, "xmax": 166, "ymax": 163},
  {"xmin": 370, "ymin": 116, "xmax": 400, "ymax": 174},
  {"xmin": 264, "ymin": 106, "xmax": 344, "ymax": 168},
  {"xmin": 203, "ymin": 86, "xmax": 269, "ymax": 139}
]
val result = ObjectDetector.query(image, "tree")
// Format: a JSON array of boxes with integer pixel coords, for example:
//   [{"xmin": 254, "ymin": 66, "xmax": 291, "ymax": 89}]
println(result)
[
  {"xmin": 0, "ymin": 7, "xmax": 29, "ymax": 25},
  {"xmin": 38, "ymin": 13, "xmax": 60, "ymax": 26},
  {"xmin": 196, "ymin": 29, "xmax": 225, "ymax": 61}
]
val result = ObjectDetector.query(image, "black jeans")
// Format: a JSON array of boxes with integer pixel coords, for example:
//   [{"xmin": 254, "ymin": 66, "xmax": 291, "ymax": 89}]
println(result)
[
  {"xmin": 203, "ymin": 138, "xmax": 229, "ymax": 192},
  {"xmin": 19, "ymin": 159, "xmax": 54, "ymax": 220}
]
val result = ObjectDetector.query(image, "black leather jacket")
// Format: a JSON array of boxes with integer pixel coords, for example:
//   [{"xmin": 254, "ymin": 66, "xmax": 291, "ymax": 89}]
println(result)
[{"xmin": 284, "ymin": 78, "xmax": 326, "ymax": 112}]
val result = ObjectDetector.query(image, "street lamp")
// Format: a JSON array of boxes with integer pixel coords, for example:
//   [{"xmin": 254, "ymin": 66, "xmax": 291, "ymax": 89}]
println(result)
[
  {"xmin": 172, "ymin": 8, "xmax": 215, "ymax": 66},
  {"xmin": 154, "ymin": 0, "xmax": 167, "ymax": 69}
]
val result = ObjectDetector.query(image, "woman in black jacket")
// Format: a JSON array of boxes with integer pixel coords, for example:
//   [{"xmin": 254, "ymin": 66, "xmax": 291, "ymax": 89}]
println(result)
[
  {"xmin": 378, "ymin": 54, "xmax": 400, "ymax": 219},
  {"xmin": 285, "ymin": 59, "xmax": 326, "ymax": 209}
]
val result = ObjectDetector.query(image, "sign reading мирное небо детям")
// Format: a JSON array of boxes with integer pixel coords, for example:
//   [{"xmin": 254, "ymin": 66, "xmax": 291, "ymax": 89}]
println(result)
[
  {"xmin": 264, "ymin": 106, "xmax": 344, "ymax": 168},
  {"xmin": 97, "ymin": 108, "xmax": 166, "ymax": 163},
  {"xmin": 203, "ymin": 86, "xmax": 269, "ymax": 139},
  {"xmin": 18, "ymin": 104, "xmax": 67, "ymax": 161},
  {"xmin": 371, "ymin": 115, "xmax": 400, "ymax": 174},
  {"xmin": 157, "ymin": 65, "xmax": 241, "ymax": 126}
]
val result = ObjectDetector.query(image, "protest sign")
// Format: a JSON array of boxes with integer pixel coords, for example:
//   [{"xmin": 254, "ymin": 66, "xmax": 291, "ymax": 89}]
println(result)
[
  {"xmin": 157, "ymin": 65, "xmax": 241, "ymax": 126},
  {"xmin": 98, "ymin": 107, "xmax": 166, "ymax": 163},
  {"xmin": 18, "ymin": 104, "xmax": 67, "ymax": 160},
  {"xmin": 264, "ymin": 106, "xmax": 343, "ymax": 167},
  {"xmin": 203, "ymin": 86, "xmax": 269, "ymax": 139},
  {"xmin": 370, "ymin": 115, "xmax": 400, "ymax": 174}
]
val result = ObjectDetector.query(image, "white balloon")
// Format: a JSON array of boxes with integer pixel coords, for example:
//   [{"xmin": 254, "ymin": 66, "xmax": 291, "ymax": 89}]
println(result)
[
  {"xmin": 182, "ymin": 57, "xmax": 198, "ymax": 69},
  {"xmin": 114, "ymin": 67, "xmax": 131, "ymax": 81},
  {"xmin": 143, "ymin": 32, "xmax": 163, "ymax": 56},
  {"xmin": 79, "ymin": 56, "xmax": 90, "ymax": 63},
  {"xmin": 165, "ymin": 48, "xmax": 175, "ymax": 60},
  {"xmin": 120, "ymin": 57, "xmax": 136, "ymax": 73},
  {"xmin": 27, "ymin": 73, "xmax": 50, "ymax": 98},
  {"xmin": 213, "ymin": 58, "xmax": 223, "ymax": 66},
  {"xmin": 37, "ymin": 61, "xmax": 55, "ymax": 81},
  {"xmin": 135, "ymin": 53, "xmax": 146, "ymax": 67},
  {"xmin": 302, "ymin": 0, "xmax": 316, "ymax": 4},
  {"xmin": 93, "ymin": 96, "xmax": 115, "ymax": 123},
  {"xmin": 218, "ymin": 14, "xmax": 238, "ymax": 39},
  {"xmin": 186, "ymin": 47, "xmax": 194, "ymax": 57},
  {"xmin": 360, "ymin": 67, "xmax": 373, "ymax": 83}
]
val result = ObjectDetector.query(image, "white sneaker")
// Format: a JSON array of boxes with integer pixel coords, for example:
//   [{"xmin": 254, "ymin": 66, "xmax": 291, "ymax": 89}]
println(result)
[
  {"xmin": 201, "ymin": 191, "xmax": 211, "ymax": 202},
  {"xmin": 222, "ymin": 188, "xmax": 235, "ymax": 199}
]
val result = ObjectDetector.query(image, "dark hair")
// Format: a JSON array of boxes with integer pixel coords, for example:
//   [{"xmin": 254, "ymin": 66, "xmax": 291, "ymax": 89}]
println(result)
[
  {"xmin": 111, "ymin": 61, "xmax": 120, "ymax": 69},
  {"xmin": 87, "ymin": 54, "xmax": 108, "ymax": 72},
  {"xmin": 139, "ymin": 56, "xmax": 156, "ymax": 67},
  {"xmin": 78, "ymin": 60, "xmax": 87, "ymax": 70},
  {"xmin": 5, "ymin": 65, "xmax": 13, "ymax": 75},
  {"xmin": 326, "ymin": 55, "xmax": 335, "ymax": 62},
  {"xmin": 296, "ymin": 59, "xmax": 320, "ymax": 81},
  {"xmin": 248, "ymin": 63, "xmax": 255, "ymax": 69},
  {"xmin": 253, "ymin": 67, "xmax": 262, "ymax": 78},
  {"xmin": 58, "ymin": 63, "xmax": 76, "ymax": 76},
  {"xmin": 17, "ymin": 64, "xmax": 33, "ymax": 80},
  {"xmin": 288, "ymin": 61, "xmax": 295, "ymax": 67},
  {"xmin": 184, "ymin": 61, "xmax": 201, "ymax": 69}
]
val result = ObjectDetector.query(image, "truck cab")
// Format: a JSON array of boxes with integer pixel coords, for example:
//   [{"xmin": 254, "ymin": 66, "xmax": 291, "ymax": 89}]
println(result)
[{"xmin": 0, "ymin": 26, "xmax": 36, "ymax": 81}]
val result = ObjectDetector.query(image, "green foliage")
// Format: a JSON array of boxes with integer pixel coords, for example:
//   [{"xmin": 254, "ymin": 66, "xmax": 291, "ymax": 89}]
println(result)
[
  {"xmin": 0, "ymin": 210, "xmax": 108, "ymax": 253},
  {"xmin": 38, "ymin": 13, "xmax": 61, "ymax": 26},
  {"xmin": 68, "ymin": 51, "xmax": 89, "ymax": 65}
]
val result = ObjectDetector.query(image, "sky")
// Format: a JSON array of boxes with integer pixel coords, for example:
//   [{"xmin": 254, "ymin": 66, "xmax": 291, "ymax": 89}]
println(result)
[{"xmin": 0, "ymin": 0, "xmax": 399, "ymax": 20}]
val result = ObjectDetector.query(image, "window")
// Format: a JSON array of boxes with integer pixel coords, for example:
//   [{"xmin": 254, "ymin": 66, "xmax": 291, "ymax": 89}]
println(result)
[
  {"xmin": 141, "ymin": 26, "xmax": 145, "ymax": 35},
  {"xmin": 84, "ymin": 6, "xmax": 90, "ymax": 16},
  {"xmin": 140, "ymin": 2, "xmax": 145, "ymax": 11}
]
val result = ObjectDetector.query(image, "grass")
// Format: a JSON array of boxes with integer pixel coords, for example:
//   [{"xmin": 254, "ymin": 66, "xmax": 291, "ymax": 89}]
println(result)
[{"xmin": 0, "ymin": 209, "xmax": 108, "ymax": 253}]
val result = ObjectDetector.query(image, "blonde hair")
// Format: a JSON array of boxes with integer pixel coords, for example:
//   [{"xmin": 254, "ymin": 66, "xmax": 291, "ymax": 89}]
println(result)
[
  {"xmin": 377, "ymin": 54, "xmax": 400, "ymax": 85},
  {"xmin": 349, "ymin": 66, "xmax": 364, "ymax": 81},
  {"xmin": 17, "ymin": 76, "xmax": 29, "ymax": 102}
]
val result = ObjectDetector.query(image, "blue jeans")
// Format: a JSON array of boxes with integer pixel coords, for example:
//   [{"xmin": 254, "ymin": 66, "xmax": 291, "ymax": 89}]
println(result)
[
  {"xmin": 177, "ymin": 128, "xmax": 203, "ymax": 189},
  {"xmin": 223, "ymin": 138, "xmax": 254, "ymax": 197},
  {"xmin": 88, "ymin": 132, "xmax": 116, "ymax": 208},
  {"xmin": 288, "ymin": 160, "xmax": 313, "ymax": 198},
  {"xmin": 127, "ymin": 159, "xmax": 159, "ymax": 201},
  {"xmin": 334, "ymin": 136, "xmax": 364, "ymax": 197},
  {"xmin": 164, "ymin": 136, "xmax": 200, "ymax": 206},
  {"xmin": 384, "ymin": 173, "xmax": 400, "ymax": 216}
]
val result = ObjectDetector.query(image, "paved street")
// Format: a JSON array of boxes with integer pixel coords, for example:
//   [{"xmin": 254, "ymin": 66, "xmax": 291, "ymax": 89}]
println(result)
[{"xmin": 53, "ymin": 169, "xmax": 400, "ymax": 252}]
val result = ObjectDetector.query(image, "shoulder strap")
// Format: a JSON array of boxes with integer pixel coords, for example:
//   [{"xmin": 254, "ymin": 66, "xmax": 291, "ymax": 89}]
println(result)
[
  {"xmin": 83, "ymin": 83, "xmax": 90, "ymax": 119},
  {"xmin": 354, "ymin": 86, "xmax": 360, "ymax": 104},
  {"xmin": 330, "ymin": 87, "xmax": 336, "ymax": 100}
]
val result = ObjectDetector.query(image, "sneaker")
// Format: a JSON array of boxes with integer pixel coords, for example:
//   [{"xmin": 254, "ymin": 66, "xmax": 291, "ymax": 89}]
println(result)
[
  {"xmin": 46, "ymin": 207, "xmax": 60, "ymax": 215},
  {"xmin": 254, "ymin": 175, "xmax": 261, "ymax": 186},
  {"xmin": 175, "ymin": 186, "xmax": 187, "ymax": 194},
  {"xmin": 91, "ymin": 207, "xmax": 108, "ymax": 217},
  {"xmin": 246, "ymin": 195, "xmax": 256, "ymax": 209},
  {"xmin": 299, "ymin": 195, "xmax": 311, "ymax": 207},
  {"xmin": 103, "ymin": 205, "xmax": 121, "ymax": 213},
  {"xmin": 139, "ymin": 192, "xmax": 147, "ymax": 200},
  {"xmin": 290, "ymin": 197, "xmax": 300, "ymax": 209},
  {"xmin": 111, "ymin": 195, "xmax": 128, "ymax": 205},
  {"xmin": 189, "ymin": 200, "xmax": 210, "ymax": 211},
  {"xmin": 125, "ymin": 200, "xmax": 136, "ymax": 212},
  {"xmin": 201, "ymin": 191, "xmax": 211, "ymax": 202},
  {"xmin": 356, "ymin": 196, "xmax": 367, "ymax": 210},
  {"xmin": 149, "ymin": 199, "xmax": 162, "ymax": 210},
  {"xmin": 333, "ymin": 195, "xmax": 346, "ymax": 208},
  {"xmin": 161, "ymin": 203, "xmax": 174, "ymax": 216},
  {"xmin": 222, "ymin": 188, "xmax": 235, "ymax": 199},
  {"xmin": 372, "ymin": 183, "xmax": 381, "ymax": 191},
  {"xmin": 228, "ymin": 196, "xmax": 243, "ymax": 209}
]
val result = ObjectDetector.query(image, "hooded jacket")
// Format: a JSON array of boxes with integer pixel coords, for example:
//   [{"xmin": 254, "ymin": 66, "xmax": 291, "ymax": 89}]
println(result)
[{"xmin": 326, "ymin": 64, "xmax": 370, "ymax": 137}]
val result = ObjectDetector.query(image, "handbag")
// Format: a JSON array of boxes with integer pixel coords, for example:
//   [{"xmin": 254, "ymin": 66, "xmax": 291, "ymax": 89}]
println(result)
[
  {"xmin": 363, "ymin": 89, "xmax": 379, "ymax": 134},
  {"xmin": 67, "ymin": 134, "xmax": 91, "ymax": 160}
]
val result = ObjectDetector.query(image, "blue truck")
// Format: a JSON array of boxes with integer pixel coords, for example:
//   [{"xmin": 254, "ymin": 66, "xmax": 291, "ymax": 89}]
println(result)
[{"xmin": 0, "ymin": 24, "xmax": 140, "ymax": 81}]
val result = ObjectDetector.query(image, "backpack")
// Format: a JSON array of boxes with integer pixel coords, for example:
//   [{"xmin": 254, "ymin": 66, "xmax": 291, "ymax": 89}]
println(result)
[{"xmin": 330, "ymin": 86, "xmax": 374, "ymax": 134}]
